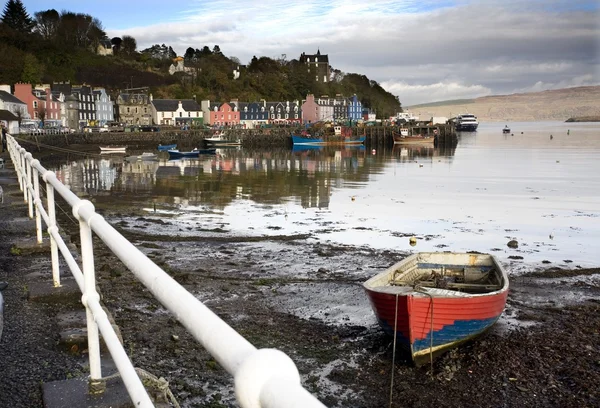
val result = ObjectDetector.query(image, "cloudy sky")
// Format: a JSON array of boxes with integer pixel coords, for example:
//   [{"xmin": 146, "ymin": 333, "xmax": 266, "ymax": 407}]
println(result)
[{"xmin": 21, "ymin": 0, "xmax": 600, "ymax": 105}]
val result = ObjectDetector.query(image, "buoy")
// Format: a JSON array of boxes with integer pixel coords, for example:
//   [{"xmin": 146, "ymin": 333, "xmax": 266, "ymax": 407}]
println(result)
[
  {"xmin": 419, "ymin": 164, "xmax": 423, "ymax": 167},
  {"xmin": 409, "ymin": 237, "xmax": 417, "ymax": 246},
  {"xmin": 351, "ymin": 196, "xmax": 356, "ymax": 201},
  {"xmin": 550, "ymin": 135, "xmax": 553, "ymax": 140},
  {"xmin": 371, "ymin": 149, "xmax": 376, "ymax": 155},
  {"xmin": 549, "ymin": 232, "xmax": 554, "ymax": 240}
]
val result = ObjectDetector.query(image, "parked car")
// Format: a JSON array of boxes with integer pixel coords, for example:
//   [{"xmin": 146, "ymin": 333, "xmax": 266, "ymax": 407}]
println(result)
[{"xmin": 140, "ymin": 126, "xmax": 160, "ymax": 132}]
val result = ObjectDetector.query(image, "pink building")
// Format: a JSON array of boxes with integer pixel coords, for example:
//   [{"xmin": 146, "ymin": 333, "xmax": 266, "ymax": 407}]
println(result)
[
  {"xmin": 301, "ymin": 94, "xmax": 318, "ymax": 124},
  {"xmin": 14, "ymin": 83, "xmax": 61, "ymax": 124},
  {"xmin": 209, "ymin": 102, "xmax": 239, "ymax": 127}
]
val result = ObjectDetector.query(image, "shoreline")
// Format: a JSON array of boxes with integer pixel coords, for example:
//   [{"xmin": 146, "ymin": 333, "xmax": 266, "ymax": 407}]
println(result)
[{"xmin": 0, "ymin": 149, "xmax": 599, "ymax": 407}]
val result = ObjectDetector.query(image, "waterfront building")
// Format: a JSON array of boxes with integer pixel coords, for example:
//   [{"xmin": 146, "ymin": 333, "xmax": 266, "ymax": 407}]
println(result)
[
  {"xmin": 315, "ymin": 96, "xmax": 334, "ymax": 122},
  {"xmin": 14, "ymin": 83, "xmax": 45, "ymax": 125},
  {"xmin": 72, "ymin": 85, "xmax": 96, "ymax": 128},
  {"xmin": 93, "ymin": 88, "xmax": 115, "ymax": 126},
  {"xmin": 266, "ymin": 101, "xmax": 301, "ymax": 125},
  {"xmin": 116, "ymin": 92, "xmax": 152, "ymax": 125},
  {"xmin": 348, "ymin": 95, "xmax": 363, "ymax": 122},
  {"xmin": 150, "ymin": 96, "xmax": 203, "ymax": 126},
  {"xmin": 33, "ymin": 85, "xmax": 63, "ymax": 128},
  {"xmin": 205, "ymin": 102, "xmax": 240, "ymax": 127},
  {"xmin": 0, "ymin": 85, "xmax": 30, "ymax": 130},
  {"xmin": 240, "ymin": 101, "xmax": 268, "ymax": 129},
  {"xmin": 301, "ymin": 94, "xmax": 319, "ymax": 124},
  {"xmin": 299, "ymin": 50, "xmax": 330, "ymax": 83}
]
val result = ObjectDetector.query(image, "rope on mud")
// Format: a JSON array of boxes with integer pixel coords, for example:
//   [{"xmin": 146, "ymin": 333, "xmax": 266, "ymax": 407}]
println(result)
[
  {"xmin": 100, "ymin": 367, "xmax": 181, "ymax": 407},
  {"xmin": 389, "ymin": 293, "xmax": 399, "ymax": 408}
]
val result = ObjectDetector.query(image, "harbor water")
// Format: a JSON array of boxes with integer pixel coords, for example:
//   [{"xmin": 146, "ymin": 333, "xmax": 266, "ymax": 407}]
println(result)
[{"xmin": 50, "ymin": 121, "xmax": 600, "ymax": 270}]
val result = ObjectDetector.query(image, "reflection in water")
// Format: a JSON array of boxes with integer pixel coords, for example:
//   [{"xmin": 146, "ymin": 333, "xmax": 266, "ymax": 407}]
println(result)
[
  {"xmin": 49, "ymin": 122, "xmax": 600, "ymax": 267},
  {"xmin": 54, "ymin": 145, "xmax": 388, "ymax": 209}
]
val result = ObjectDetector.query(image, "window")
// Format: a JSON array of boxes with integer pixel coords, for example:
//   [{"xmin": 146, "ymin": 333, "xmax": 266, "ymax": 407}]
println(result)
[
  {"xmin": 228, "ymin": 114, "xmax": 231, "ymax": 120},
  {"xmin": 285, "ymin": 114, "xmax": 288, "ymax": 119},
  {"xmin": 179, "ymin": 112, "xmax": 182, "ymax": 117},
  {"xmin": 188, "ymin": 112, "xmax": 191, "ymax": 117},
  {"xmin": 295, "ymin": 114, "xmax": 298, "ymax": 119},
  {"xmin": 127, "ymin": 107, "xmax": 130, "ymax": 113}
]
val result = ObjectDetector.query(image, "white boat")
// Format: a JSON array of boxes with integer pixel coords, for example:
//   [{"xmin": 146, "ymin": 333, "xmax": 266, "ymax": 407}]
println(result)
[
  {"xmin": 99, "ymin": 146, "xmax": 127, "ymax": 154},
  {"xmin": 204, "ymin": 132, "xmax": 241, "ymax": 146},
  {"xmin": 502, "ymin": 125, "xmax": 511, "ymax": 134},
  {"xmin": 455, "ymin": 114, "xmax": 479, "ymax": 131},
  {"xmin": 400, "ymin": 128, "xmax": 409, "ymax": 137}
]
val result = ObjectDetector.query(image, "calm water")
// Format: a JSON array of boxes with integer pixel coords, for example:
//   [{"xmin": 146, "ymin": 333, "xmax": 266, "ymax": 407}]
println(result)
[{"xmin": 51, "ymin": 121, "xmax": 600, "ymax": 269}]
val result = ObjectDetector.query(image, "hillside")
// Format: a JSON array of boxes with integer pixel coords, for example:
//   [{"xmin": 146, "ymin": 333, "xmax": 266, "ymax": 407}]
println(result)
[{"xmin": 406, "ymin": 86, "xmax": 600, "ymax": 122}]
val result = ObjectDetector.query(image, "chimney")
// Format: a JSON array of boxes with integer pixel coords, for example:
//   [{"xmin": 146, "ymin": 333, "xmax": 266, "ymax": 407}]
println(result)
[{"xmin": 149, "ymin": 93, "xmax": 153, "ymax": 102}]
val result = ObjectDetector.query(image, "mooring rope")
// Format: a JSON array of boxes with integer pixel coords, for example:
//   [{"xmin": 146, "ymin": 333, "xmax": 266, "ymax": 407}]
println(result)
[
  {"xmin": 389, "ymin": 293, "xmax": 399, "ymax": 408},
  {"xmin": 99, "ymin": 367, "xmax": 181, "ymax": 407}
]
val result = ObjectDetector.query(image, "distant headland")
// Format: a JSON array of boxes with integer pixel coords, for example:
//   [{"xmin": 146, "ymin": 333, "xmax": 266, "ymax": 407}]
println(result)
[
  {"xmin": 406, "ymin": 86, "xmax": 600, "ymax": 122},
  {"xmin": 565, "ymin": 116, "xmax": 600, "ymax": 122}
]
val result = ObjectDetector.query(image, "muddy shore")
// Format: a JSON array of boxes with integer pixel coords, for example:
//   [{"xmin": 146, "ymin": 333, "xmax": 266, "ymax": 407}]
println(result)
[{"xmin": 0, "ymin": 154, "xmax": 599, "ymax": 407}]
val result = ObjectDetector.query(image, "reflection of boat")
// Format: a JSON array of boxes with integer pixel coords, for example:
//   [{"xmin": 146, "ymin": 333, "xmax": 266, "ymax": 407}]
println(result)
[
  {"xmin": 364, "ymin": 252, "xmax": 508, "ymax": 364},
  {"xmin": 168, "ymin": 148, "xmax": 216, "ymax": 158},
  {"xmin": 393, "ymin": 134, "xmax": 435, "ymax": 145},
  {"xmin": 125, "ymin": 152, "xmax": 158, "ymax": 161},
  {"xmin": 100, "ymin": 146, "xmax": 127, "ymax": 154},
  {"xmin": 158, "ymin": 144, "xmax": 177, "ymax": 151},
  {"xmin": 455, "ymin": 114, "xmax": 479, "ymax": 131},
  {"xmin": 291, "ymin": 135, "xmax": 366, "ymax": 146},
  {"xmin": 502, "ymin": 126, "xmax": 510, "ymax": 134},
  {"xmin": 204, "ymin": 133, "xmax": 242, "ymax": 146}
]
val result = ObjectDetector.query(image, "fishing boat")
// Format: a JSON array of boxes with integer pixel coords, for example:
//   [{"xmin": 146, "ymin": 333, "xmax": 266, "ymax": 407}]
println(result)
[
  {"xmin": 99, "ymin": 146, "xmax": 127, "ymax": 154},
  {"xmin": 363, "ymin": 252, "xmax": 509, "ymax": 364},
  {"xmin": 204, "ymin": 133, "xmax": 242, "ymax": 146},
  {"xmin": 158, "ymin": 143, "xmax": 177, "ymax": 151},
  {"xmin": 125, "ymin": 152, "xmax": 158, "ymax": 161},
  {"xmin": 167, "ymin": 148, "xmax": 216, "ymax": 158},
  {"xmin": 291, "ymin": 135, "xmax": 366, "ymax": 146}
]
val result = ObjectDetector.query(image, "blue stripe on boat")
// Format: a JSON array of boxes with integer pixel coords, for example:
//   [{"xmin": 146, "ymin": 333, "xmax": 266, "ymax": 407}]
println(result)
[{"xmin": 412, "ymin": 317, "xmax": 498, "ymax": 352}]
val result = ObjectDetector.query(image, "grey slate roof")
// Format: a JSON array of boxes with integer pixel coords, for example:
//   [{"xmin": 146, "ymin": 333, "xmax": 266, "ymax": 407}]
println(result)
[
  {"xmin": 152, "ymin": 99, "xmax": 201, "ymax": 112},
  {"xmin": 0, "ymin": 110, "xmax": 19, "ymax": 121},
  {"xmin": 0, "ymin": 91, "xmax": 26, "ymax": 105}
]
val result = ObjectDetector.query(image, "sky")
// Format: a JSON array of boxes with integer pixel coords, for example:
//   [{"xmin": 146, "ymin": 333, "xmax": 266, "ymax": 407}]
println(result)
[{"xmin": 18, "ymin": 0, "xmax": 600, "ymax": 106}]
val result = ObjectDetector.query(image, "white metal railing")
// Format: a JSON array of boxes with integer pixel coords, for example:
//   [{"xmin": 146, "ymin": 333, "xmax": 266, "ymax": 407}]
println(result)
[{"xmin": 6, "ymin": 134, "xmax": 327, "ymax": 408}]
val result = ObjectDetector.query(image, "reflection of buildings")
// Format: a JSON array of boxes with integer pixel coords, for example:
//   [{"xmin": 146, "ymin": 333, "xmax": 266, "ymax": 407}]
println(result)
[{"xmin": 53, "ymin": 147, "xmax": 372, "ymax": 210}]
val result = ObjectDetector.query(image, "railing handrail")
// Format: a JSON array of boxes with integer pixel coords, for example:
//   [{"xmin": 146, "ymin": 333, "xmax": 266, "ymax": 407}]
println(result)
[{"xmin": 6, "ymin": 134, "xmax": 326, "ymax": 408}]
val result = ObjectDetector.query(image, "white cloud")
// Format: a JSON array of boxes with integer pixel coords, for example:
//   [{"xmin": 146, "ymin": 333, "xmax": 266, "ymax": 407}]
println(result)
[
  {"xmin": 108, "ymin": 0, "xmax": 600, "ymax": 104},
  {"xmin": 381, "ymin": 81, "xmax": 492, "ymax": 106}
]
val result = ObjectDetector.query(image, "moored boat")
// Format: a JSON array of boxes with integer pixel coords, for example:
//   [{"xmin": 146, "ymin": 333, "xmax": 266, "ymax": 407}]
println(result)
[
  {"xmin": 291, "ymin": 134, "xmax": 366, "ymax": 146},
  {"xmin": 455, "ymin": 114, "xmax": 479, "ymax": 131},
  {"xmin": 99, "ymin": 146, "xmax": 127, "ymax": 154},
  {"xmin": 393, "ymin": 132, "xmax": 435, "ymax": 145},
  {"xmin": 204, "ymin": 133, "xmax": 242, "ymax": 146},
  {"xmin": 363, "ymin": 252, "xmax": 509, "ymax": 364},
  {"xmin": 502, "ymin": 126, "xmax": 511, "ymax": 134},
  {"xmin": 158, "ymin": 143, "xmax": 177, "ymax": 151}
]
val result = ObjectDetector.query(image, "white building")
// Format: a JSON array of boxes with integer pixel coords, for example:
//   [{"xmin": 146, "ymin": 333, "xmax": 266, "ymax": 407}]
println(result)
[{"xmin": 151, "ymin": 95, "xmax": 203, "ymax": 126}]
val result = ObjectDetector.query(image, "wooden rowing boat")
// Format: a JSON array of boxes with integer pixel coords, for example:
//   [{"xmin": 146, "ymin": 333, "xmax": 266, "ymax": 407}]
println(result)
[{"xmin": 363, "ymin": 252, "xmax": 509, "ymax": 364}]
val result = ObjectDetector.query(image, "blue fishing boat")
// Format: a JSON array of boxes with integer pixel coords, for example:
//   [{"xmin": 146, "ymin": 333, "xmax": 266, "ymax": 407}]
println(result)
[
  {"xmin": 291, "ymin": 135, "xmax": 366, "ymax": 146},
  {"xmin": 158, "ymin": 143, "xmax": 177, "ymax": 151}
]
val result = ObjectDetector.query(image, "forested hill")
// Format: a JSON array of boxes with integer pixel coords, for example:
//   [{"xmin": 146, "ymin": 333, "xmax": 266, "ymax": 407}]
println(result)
[{"xmin": 0, "ymin": 0, "xmax": 401, "ymax": 118}]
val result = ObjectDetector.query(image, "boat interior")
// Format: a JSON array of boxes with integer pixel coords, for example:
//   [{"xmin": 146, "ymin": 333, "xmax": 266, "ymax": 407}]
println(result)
[{"xmin": 390, "ymin": 264, "xmax": 504, "ymax": 294}]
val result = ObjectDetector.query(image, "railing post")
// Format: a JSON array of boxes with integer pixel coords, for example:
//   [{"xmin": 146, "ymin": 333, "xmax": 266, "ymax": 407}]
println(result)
[
  {"xmin": 19, "ymin": 148, "xmax": 26, "ymax": 198},
  {"xmin": 73, "ymin": 200, "xmax": 103, "ymax": 391},
  {"xmin": 25, "ymin": 153, "xmax": 33, "ymax": 218},
  {"xmin": 32, "ymin": 164, "xmax": 43, "ymax": 244},
  {"xmin": 44, "ymin": 173, "xmax": 61, "ymax": 287}
]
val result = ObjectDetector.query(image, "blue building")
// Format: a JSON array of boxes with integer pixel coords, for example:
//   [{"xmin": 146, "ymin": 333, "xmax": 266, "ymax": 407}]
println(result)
[
  {"xmin": 348, "ymin": 94, "xmax": 362, "ymax": 122},
  {"xmin": 240, "ymin": 101, "xmax": 269, "ymax": 128},
  {"xmin": 93, "ymin": 88, "xmax": 115, "ymax": 126}
]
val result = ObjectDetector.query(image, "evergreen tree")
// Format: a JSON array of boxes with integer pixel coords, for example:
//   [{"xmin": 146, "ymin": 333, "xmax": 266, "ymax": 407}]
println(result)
[
  {"xmin": 21, "ymin": 53, "xmax": 43, "ymax": 85},
  {"xmin": 1, "ymin": 0, "xmax": 34, "ymax": 32}
]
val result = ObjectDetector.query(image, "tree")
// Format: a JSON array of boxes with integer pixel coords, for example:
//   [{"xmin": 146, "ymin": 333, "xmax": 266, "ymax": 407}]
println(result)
[
  {"xmin": 111, "ymin": 37, "xmax": 122, "ymax": 53},
  {"xmin": 33, "ymin": 9, "xmax": 59, "ymax": 40},
  {"xmin": 1, "ymin": 0, "xmax": 34, "ymax": 32},
  {"xmin": 21, "ymin": 53, "xmax": 43, "ymax": 85},
  {"xmin": 38, "ymin": 106, "xmax": 46, "ymax": 123},
  {"xmin": 212, "ymin": 45, "xmax": 221, "ymax": 55},
  {"xmin": 184, "ymin": 47, "xmax": 195, "ymax": 61},
  {"xmin": 168, "ymin": 46, "xmax": 176, "ymax": 59},
  {"xmin": 121, "ymin": 35, "xmax": 136, "ymax": 56}
]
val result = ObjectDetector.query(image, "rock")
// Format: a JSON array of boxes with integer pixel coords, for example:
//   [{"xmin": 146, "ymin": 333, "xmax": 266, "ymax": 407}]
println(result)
[{"xmin": 507, "ymin": 240, "xmax": 519, "ymax": 248}]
